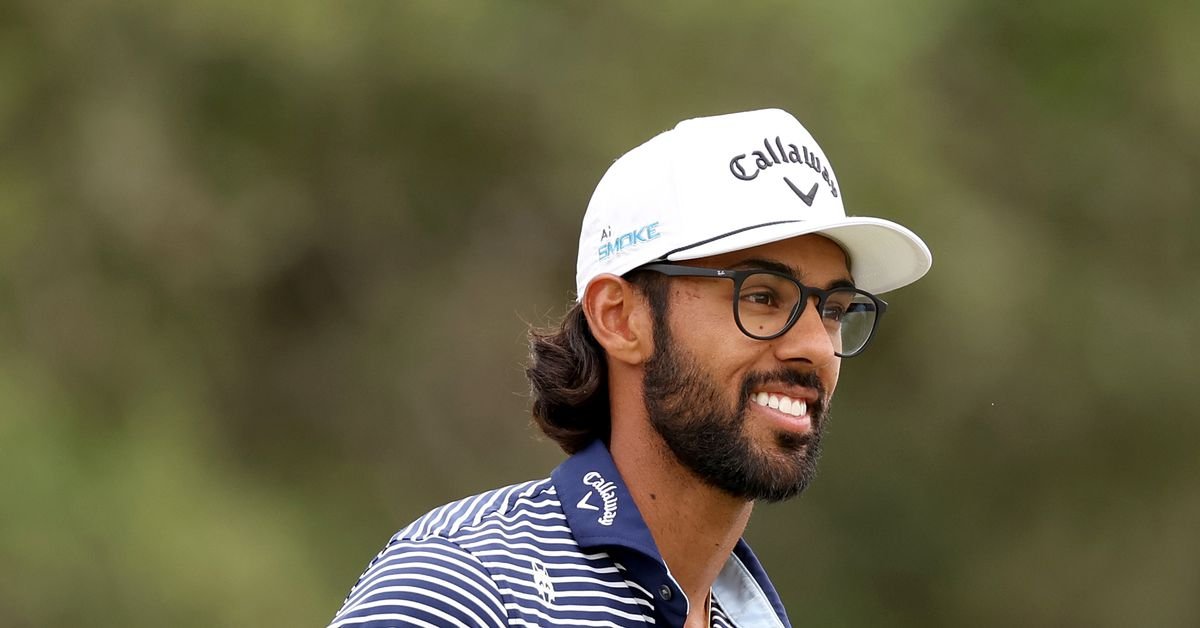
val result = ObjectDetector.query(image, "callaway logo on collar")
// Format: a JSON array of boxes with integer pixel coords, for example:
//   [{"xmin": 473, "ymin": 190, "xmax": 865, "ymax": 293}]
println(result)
[
  {"xmin": 552, "ymin": 440, "xmax": 659, "ymax": 559},
  {"xmin": 576, "ymin": 471, "xmax": 618, "ymax": 526}
]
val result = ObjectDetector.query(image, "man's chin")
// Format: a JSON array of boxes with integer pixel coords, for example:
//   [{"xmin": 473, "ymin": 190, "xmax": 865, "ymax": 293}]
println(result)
[
  {"xmin": 773, "ymin": 428, "xmax": 814, "ymax": 452},
  {"xmin": 743, "ymin": 436, "xmax": 822, "ymax": 501}
]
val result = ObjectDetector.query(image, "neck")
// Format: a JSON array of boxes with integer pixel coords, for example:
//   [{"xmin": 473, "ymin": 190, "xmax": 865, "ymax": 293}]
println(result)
[{"xmin": 608, "ymin": 407, "xmax": 754, "ymax": 621}]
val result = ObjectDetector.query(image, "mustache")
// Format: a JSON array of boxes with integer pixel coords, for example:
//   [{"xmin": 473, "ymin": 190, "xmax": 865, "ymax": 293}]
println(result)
[{"xmin": 739, "ymin": 367, "xmax": 829, "ymax": 417}]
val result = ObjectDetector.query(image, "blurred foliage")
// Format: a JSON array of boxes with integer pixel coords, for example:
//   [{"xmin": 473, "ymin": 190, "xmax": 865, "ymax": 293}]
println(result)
[{"xmin": 1, "ymin": 1, "xmax": 1198, "ymax": 626}]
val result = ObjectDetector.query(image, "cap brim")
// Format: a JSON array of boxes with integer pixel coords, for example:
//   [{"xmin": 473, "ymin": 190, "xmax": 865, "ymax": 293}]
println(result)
[{"xmin": 665, "ymin": 216, "xmax": 932, "ymax": 294}]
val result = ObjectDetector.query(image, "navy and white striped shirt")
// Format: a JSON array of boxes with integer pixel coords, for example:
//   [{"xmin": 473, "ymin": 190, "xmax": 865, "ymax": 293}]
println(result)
[{"xmin": 330, "ymin": 440, "xmax": 791, "ymax": 627}]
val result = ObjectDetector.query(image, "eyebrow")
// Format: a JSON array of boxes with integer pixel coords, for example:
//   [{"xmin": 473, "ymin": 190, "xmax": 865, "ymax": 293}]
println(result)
[{"xmin": 728, "ymin": 257, "xmax": 856, "ymax": 290}]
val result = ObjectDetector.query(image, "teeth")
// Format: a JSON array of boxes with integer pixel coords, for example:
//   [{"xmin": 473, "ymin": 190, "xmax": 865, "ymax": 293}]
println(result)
[{"xmin": 751, "ymin": 392, "xmax": 810, "ymax": 417}]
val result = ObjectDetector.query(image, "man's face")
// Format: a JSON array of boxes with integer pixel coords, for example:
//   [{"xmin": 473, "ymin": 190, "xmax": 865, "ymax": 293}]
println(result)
[{"xmin": 641, "ymin": 234, "xmax": 848, "ymax": 502}]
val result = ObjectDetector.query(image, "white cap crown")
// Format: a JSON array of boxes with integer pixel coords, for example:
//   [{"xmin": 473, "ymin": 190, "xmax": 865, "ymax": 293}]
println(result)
[{"xmin": 576, "ymin": 109, "xmax": 931, "ymax": 299}]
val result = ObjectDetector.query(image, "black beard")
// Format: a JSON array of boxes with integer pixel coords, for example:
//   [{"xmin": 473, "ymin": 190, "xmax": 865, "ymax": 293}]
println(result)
[{"xmin": 642, "ymin": 322, "xmax": 829, "ymax": 503}]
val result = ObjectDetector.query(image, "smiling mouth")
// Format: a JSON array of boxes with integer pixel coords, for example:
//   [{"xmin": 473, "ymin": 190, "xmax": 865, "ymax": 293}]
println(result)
[{"xmin": 751, "ymin": 391, "xmax": 808, "ymax": 418}]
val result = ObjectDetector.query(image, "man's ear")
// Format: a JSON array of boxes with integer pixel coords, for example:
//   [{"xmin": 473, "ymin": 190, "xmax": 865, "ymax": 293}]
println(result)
[{"xmin": 581, "ymin": 274, "xmax": 656, "ymax": 366}]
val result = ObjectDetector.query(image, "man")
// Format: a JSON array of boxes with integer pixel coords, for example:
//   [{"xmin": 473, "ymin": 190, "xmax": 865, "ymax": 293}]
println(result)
[{"xmin": 329, "ymin": 108, "xmax": 931, "ymax": 627}]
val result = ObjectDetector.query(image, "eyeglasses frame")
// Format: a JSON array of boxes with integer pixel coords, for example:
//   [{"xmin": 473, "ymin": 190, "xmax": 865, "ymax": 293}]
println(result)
[{"xmin": 635, "ymin": 262, "xmax": 888, "ymax": 358}]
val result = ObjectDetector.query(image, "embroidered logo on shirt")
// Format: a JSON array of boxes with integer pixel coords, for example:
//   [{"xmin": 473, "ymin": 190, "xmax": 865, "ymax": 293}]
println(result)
[
  {"xmin": 576, "ymin": 493, "xmax": 599, "ymax": 511},
  {"xmin": 531, "ymin": 559, "xmax": 555, "ymax": 603},
  {"xmin": 581, "ymin": 471, "xmax": 618, "ymax": 526}
]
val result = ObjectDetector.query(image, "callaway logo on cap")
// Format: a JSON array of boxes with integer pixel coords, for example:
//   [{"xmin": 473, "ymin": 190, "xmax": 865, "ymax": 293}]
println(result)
[{"xmin": 575, "ymin": 108, "xmax": 932, "ymax": 299}]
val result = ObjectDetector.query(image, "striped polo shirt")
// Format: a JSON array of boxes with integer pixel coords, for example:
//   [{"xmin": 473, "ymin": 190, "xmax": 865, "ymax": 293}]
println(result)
[{"xmin": 329, "ymin": 440, "xmax": 792, "ymax": 627}]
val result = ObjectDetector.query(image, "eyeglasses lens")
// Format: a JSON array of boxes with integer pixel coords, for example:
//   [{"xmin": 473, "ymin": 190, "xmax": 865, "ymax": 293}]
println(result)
[
  {"xmin": 736, "ymin": 272, "xmax": 878, "ymax": 355},
  {"xmin": 835, "ymin": 292, "xmax": 879, "ymax": 356},
  {"xmin": 735, "ymin": 272, "xmax": 801, "ymax": 338}
]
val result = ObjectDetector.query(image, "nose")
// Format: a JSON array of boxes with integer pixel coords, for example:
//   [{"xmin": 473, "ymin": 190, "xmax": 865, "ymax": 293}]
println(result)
[{"xmin": 772, "ymin": 297, "xmax": 838, "ymax": 366}]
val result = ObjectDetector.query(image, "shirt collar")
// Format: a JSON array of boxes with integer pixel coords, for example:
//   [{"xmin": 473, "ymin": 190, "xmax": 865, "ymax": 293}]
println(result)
[
  {"xmin": 551, "ymin": 440, "xmax": 791, "ymax": 628},
  {"xmin": 716, "ymin": 540, "xmax": 793, "ymax": 628},
  {"xmin": 551, "ymin": 439, "xmax": 662, "ymax": 560}
]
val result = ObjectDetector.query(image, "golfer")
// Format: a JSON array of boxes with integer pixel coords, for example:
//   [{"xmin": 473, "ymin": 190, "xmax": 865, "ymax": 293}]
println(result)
[{"xmin": 329, "ymin": 108, "xmax": 932, "ymax": 627}]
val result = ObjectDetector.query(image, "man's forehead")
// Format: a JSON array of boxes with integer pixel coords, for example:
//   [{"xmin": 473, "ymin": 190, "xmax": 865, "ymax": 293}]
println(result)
[{"xmin": 688, "ymin": 234, "xmax": 853, "ymax": 281}]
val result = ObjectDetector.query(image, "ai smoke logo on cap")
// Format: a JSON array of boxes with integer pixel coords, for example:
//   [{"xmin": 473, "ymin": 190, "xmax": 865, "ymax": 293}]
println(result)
[
  {"xmin": 597, "ymin": 221, "xmax": 661, "ymax": 262},
  {"xmin": 727, "ymin": 136, "xmax": 841, "ymax": 201}
]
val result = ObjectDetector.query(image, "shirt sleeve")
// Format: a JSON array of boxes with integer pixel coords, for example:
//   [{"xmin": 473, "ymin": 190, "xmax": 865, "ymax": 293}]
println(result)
[{"xmin": 328, "ymin": 536, "xmax": 508, "ymax": 627}]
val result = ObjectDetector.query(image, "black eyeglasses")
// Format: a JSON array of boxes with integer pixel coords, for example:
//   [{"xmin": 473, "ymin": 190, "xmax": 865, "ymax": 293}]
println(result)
[{"xmin": 637, "ymin": 263, "xmax": 887, "ymax": 357}]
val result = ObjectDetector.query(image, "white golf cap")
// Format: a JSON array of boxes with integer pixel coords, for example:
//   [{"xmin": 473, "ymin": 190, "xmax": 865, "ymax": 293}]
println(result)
[{"xmin": 575, "ymin": 108, "xmax": 932, "ymax": 299}]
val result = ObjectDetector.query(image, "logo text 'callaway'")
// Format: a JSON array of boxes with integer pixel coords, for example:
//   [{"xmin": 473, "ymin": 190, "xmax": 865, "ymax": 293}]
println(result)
[
  {"xmin": 580, "ymin": 471, "xmax": 618, "ymax": 526},
  {"xmin": 728, "ymin": 136, "xmax": 840, "ymax": 198}
]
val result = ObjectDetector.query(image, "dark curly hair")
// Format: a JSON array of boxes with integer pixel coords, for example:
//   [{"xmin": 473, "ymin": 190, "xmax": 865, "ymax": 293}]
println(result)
[{"xmin": 526, "ymin": 272, "xmax": 668, "ymax": 453}]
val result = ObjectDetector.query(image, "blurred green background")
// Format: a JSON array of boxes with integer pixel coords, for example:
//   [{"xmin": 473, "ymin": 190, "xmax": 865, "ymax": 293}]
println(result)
[{"xmin": 2, "ymin": 1, "xmax": 1198, "ymax": 626}]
